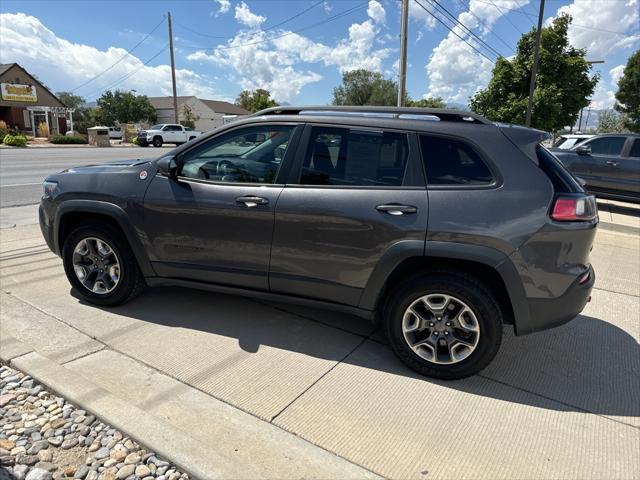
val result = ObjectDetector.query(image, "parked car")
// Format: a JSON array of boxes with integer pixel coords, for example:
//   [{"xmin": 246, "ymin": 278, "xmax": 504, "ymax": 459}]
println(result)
[
  {"xmin": 137, "ymin": 124, "xmax": 203, "ymax": 147},
  {"xmin": 551, "ymin": 134, "xmax": 593, "ymax": 150},
  {"xmin": 107, "ymin": 126, "xmax": 122, "ymax": 140},
  {"xmin": 553, "ymin": 133, "xmax": 640, "ymax": 202},
  {"xmin": 39, "ymin": 106, "xmax": 597, "ymax": 379}
]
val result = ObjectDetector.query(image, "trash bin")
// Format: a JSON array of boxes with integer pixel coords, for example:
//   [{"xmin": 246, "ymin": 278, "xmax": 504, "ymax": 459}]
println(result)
[{"xmin": 87, "ymin": 126, "xmax": 111, "ymax": 147}]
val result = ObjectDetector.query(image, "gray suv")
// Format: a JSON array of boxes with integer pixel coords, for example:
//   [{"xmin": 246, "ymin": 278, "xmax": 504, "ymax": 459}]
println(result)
[
  {"xmin": 553, "ymin": 133, "xmax": 640, "ymax": 202},
  {"xmin": 39, "ymin": 107, "xmax": 597, "ymax": 379}
]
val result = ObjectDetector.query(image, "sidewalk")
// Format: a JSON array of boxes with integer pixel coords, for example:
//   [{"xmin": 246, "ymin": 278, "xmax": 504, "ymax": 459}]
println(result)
[{"xmin": 1, "ymin": 222, "xmax": 638, "ymax": 479}]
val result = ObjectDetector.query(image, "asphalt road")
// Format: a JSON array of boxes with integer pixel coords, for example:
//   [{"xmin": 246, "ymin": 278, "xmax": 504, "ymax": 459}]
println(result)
[{"xmin": 0, "ymin": 147, "xmax": 163, "ymax": 208}]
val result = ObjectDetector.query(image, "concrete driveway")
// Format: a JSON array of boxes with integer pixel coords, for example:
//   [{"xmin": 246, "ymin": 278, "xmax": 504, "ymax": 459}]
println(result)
[{"xmin": 1, "ymin": 222, "xmax": 638, "ymax": 479}]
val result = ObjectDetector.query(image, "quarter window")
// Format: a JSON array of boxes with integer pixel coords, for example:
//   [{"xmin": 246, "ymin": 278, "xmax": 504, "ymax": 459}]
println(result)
[
  {"xmin": 419, "ymin": 135, "xmax": 493, "ymax": 186},
  {"xmin": 629, "ymin": 139, "xmax": 640, "ymax": 158},
  {"xmin": 180, "ymin": 125, "xmax": 295, "ymax": 184},
  {"xmin": 299, "ymin": 127, "xmax": 408, "ymax": 186},
  {"xmin": 586, "ymin": 137, "xmax": 626, "ymax": 155}
]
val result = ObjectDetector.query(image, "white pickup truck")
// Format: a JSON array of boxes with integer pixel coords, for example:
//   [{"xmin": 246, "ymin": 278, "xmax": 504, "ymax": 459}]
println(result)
[{"xmin": 137, "ymin": 124, "xmax": 203, "ymax": 147}]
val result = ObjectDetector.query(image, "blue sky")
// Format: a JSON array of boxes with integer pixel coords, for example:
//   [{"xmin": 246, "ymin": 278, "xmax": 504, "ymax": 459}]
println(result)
[{"xmin": 0, "ymin": 0, "xmax": 638, "ymax": 108}]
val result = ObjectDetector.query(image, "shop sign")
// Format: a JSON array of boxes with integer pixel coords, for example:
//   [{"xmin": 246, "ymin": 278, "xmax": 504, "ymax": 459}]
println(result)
[{"xmin": 1, "ymin": 83, "xmax": 37, "ymax": 102}]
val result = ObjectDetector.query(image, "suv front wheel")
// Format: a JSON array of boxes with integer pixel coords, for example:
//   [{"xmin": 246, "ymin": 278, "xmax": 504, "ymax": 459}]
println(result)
[
  {"xmin": 62, "ymin": 223, "xmax": 145, "ymax": 306},
  {"xmin": 384, "ymin": 271, "xmax": 503, "ymax": 379}
]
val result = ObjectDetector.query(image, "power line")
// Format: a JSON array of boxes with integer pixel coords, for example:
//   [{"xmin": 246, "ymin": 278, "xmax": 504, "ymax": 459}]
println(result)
[
  {"xmin": 512, "ymin": 0, "xmax": 536, "ymax": 27},
  {"xmin": 463, "ymin": 4, "xmax": 516, "ymax": 55},
  {"xmin": 82, "ymin": 45, "xmax": 169, "ymax": 99},
  {"xmin": 72, "ymin": 16, "xmax": 166, "ymax": 93},
  {"xmin": 181, "ymin": 2, "xmax": 368, "ymax": 52},
  {"xmin": 174, "ymin": 0, "xmax": 326, "ymax": 40},
  {"xmin": 426, "ymin": 0, "xmax": 505, "ymax": 57},
  {"xmin": 473, "ymin": 0, "xmax": 635, "ymax": 36},
  {"xmin": 413, "ymin": 0, "xmax": 495, "ymax": 63},
  {"xmin": 484, "ymin": 0, "xmax": 526, "ymax": 35}
]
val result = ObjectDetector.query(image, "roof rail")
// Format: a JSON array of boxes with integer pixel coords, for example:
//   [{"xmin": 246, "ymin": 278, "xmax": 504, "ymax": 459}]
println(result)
[{"xmin": 252, "ymin": 105, "xmax": 491, "ymax": 124}]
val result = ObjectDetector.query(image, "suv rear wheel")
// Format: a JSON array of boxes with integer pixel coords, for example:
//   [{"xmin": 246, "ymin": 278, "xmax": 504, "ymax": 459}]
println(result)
[
  {"xmin": 384, "ymin": 271, "xmax": 502, "ymax": 379},
  {"xmin": 62, "ymin": 223, "xmax": 145, "ymax": 306}
]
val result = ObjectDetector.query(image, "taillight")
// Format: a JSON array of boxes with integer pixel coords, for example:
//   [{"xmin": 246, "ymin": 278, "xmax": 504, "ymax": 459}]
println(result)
[{"xmin": 551, "ymin": 195, "xmax": 597, "ymax": 222}]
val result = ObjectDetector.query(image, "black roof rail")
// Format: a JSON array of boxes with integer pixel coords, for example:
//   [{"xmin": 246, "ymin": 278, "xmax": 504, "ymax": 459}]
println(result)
[{"xmin": 252, "ymin": 105, "xmax": 491, "ymax": 124}]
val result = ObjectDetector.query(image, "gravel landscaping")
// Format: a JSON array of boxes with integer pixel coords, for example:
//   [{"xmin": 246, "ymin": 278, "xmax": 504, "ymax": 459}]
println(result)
[{"xmin": 0, "ymin": 365, "xmax": 190, "ymax": 480}]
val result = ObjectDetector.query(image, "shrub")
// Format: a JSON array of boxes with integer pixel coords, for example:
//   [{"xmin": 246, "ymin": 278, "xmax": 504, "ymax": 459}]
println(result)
[
  {"xmin": 50, "ymin": 134, "xmax": 87, "ymax": 144},
  {"xmin": 131, "ymin": 136, "xmax": 138, "ymax": 145},
  {"xmin": 0, "ymin": 120, "xmax": 7, "ymax": 140},
  {"xmin": 3, "ymin": 134, "xmax": 28, "ymax": 147}
]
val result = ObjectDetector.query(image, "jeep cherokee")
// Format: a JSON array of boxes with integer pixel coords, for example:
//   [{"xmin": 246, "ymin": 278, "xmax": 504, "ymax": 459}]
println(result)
[{"xmin": 39, "ymin": 106, "xmax": 597, "ymax": 379}]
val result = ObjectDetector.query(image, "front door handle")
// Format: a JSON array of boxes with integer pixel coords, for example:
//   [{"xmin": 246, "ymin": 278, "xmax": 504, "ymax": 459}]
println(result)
[
  {"xmin": 236, "ymin": 196, "xmax": 269, "ymax": 208},
  {"xmin": 606, "ymin": 160, "xmax": 618, "ymax": 166},
  {"xmin": 376, "ymin": 204, "xmax": 417, "ymax": 215}
]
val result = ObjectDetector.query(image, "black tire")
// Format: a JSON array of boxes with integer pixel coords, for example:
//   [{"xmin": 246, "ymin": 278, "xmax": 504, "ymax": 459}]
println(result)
[
  {"xmin": 152, "ymin": 136, "xmax": 163, "ymax": 148},
  {"xmin": 139, "ymin": 142, "xmax": 148, "ymax": 147},
  {"xmin": 62, "ymin": 222, "xmax": 145, "ymax": 306},
  {"xmin": 189, "ymin": 136, "xmax": 196, "ymax": 141},
  {"xmin": 384, "ymin": 271, "xmax": 503, "ymax": 380}
]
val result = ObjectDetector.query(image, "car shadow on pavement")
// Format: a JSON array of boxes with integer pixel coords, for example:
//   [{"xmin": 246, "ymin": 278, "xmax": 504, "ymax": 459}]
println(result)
[{"xmin": 74, "ymin": 286, "xmax": 639, "ymax": 421}]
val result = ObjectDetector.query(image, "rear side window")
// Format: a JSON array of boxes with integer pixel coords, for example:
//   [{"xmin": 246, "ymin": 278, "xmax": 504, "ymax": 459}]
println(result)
[
  {"xmin": 299, "ymin": 127, "xmax": 408, "ymax": 186},
  {"xmin": 419, "ymin": 135, "xmax": 493, "ymax": 185},
  {"xmin": 537, "ymin": 146, "xmax": 583, "ymax": 193},
  {"xmin": 629, "ymin": 139, "xmax": 640, "ymax": 158},
  {"xmin": 587, "ymin": 137, "xmax": 626, "ymax": 155}
]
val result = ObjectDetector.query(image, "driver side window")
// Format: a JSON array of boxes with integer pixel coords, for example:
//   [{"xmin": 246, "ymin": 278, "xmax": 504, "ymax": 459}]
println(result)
[{"xmin": 180, "ymin": 125, "xmax": 295, "ymax": 184}]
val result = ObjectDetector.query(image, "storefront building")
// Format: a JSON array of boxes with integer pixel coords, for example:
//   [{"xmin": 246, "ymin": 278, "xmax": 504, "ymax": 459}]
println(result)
[{"xmin": 0, "ymin": 63, "xmax": 73, "ymax": 136}]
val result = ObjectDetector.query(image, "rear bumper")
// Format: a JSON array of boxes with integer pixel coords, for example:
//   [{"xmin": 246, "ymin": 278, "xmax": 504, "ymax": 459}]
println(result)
[{"xmin": 520, "ymin": 265, "xmax": 595, "ymax": 335}]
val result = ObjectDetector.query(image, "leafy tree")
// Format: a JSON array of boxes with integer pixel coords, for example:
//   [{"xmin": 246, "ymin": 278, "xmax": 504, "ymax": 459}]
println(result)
[
  {"xmin": 597, "ymin": 109, "xmax": 629, "ymax": 133},
  {"xmin": 469, "ymin": 14, "xmax": 598, "ymax": 132},
  {"xmin": 614, "ymin": 49, "xmax": 640, "ymax": 132},
  {"xmin": 96, "ymin": 90, "xmax": 157, "ymax": 125},
  {"xmin": 406, "ymin": 97, "xmax": 446, "ymax": 108},
  {"xmin": 332, "ymin": 69, "xmax": 398, "ymax": 106},
  {"xmin": 235, "ymin": 89, "xmax": 278, "ymax": 113},
  {"xmin": 56, "ymin": 91, "xmax": 86, "ymax": 109},
  {"xmin": 180, "ymin": 104, "xmax": 199, "ymax": 129}
]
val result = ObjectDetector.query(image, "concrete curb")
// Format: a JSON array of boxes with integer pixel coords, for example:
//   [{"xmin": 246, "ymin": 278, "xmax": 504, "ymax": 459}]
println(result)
[
  {"xmin": 4, "ymin": 349, "xmax": 233, "ymax": 480},
  {"xmin": 598, "ymin": 220, "xmax": 639, "ymax": 236}
]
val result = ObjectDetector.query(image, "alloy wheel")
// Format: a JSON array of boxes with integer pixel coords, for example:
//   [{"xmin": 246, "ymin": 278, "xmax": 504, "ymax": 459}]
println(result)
[
  {"xmin": 402, "ymin": 293, "xmax": 480, "ymax": 364},
  {"xmin": 72, "ymin": 237, "xmax": 121, "ymax": 294}
]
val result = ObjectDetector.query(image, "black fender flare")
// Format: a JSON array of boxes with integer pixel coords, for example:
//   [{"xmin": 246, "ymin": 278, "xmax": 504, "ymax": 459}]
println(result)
[
  {"xmin": 54, "ymin": 200, "xmax": 155, "ymax": 277},
  {"xmin": 359, "ymin": 240, "xmax": 531, "ymax": 334}
]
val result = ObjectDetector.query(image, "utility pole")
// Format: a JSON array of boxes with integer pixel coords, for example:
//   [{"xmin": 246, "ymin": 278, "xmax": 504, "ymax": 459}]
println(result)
[
  {"xmin": 525, "ymin": 0, "xmax": 545, "ymax": 127},
  {"xmin": 167, "ymin": 12, "xmax": 179, "ymax": 124},
  {"xmin": 397, "ymin": 0, "xmax": 409, "ymax": 107}
]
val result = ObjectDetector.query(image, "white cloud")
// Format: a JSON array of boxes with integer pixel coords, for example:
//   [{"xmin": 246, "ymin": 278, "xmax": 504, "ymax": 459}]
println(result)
[
  {"xmin": 234, "ymin": 2, "xmax": 266, "ymax": 29},
  {"xmin": 367, "ymin": 1, "xmax": 386, "ymax": 25},
  {"xmin": 551, "ymin": 0, "xmax": 639, "ymax": 59},
  {"xmin": 213, "ymin": 0, "xmax": 231, "ymax": 16},
  {"xmin": 409, "ymin": 0, "xmax": 437, "ymax": 29},
  {"xmin": 0, "ymin": 12, "xmax": 222, "ymax": 100},
  {"xmin": 424, "ymin": 0, "xmax": 525, "ymax": 103},
  {"xmin": 610, "ymin": 64, "xmax": 625, "ymax": 85},
  {"xmin": 187, "ymin": 6, "xmax": 391, "ymax": 102}
]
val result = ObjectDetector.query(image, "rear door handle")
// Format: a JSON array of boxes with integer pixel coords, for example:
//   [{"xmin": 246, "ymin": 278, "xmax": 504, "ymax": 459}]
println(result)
[
  {"xmin": 376, "ymin": 204, "xmax": 417, "ymax": 215},
  {"xmin": 236, "ymin": 196, "xmax": 269, "ymax": 208},
  {"xmin": 606, "ymin": 160, "xmax": 618, "ymax": 166}
]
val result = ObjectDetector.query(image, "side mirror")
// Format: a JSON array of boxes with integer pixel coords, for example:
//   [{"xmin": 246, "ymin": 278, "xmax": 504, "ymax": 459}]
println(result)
[
  {"xmin": 575, "ymin": 145, "xmax": 591, "ymax": 155},
  {"xmin": 156, "ymin": 155, "xmax": 181, "ymax": 179}
]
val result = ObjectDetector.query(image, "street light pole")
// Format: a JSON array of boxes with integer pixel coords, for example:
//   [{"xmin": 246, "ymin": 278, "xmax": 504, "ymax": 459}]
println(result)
[
  {"xmin": 525, "ymin": 0, "xmax": 545, "ymax": 127},
  {"xmin": 167, "ymin": 12, "xmax": 179, "ymax": 124},
  {"xmin": 397, "ymin": 0, "xmax": 409, "ymax": 107}
]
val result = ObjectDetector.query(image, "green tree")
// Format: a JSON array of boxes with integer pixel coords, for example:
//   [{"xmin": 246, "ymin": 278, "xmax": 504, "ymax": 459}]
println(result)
[
  {"xmin": 56, "ymin": 91, "xmax": 86, "ymax": 109},
  {"xmin": 406, "ymin": 97, "xmax": 446, "ymax": 108},
  {"xmin": 614, "ymin": 49, "xmax": 640, "ymax": 132},
  {"xmin": 55, "ymin": 91, "xmax": 97, "ymax": 133},
  {"xmin": 180, "ymin": 104, "xmax": 199, "ymax": 129},
  {"xmin": 597, "ymin": 109, "xmax": 629, "ymax": 133},
  {"xmin": 332, "ymin": 69, "xmax": 398, "ymax": 106},
  {"xmin": 469, "ymin": 14, "xmax": 598, "ymax": 132},
  {"xmin": 96, "ymin": 90, "xmax": 157, "ymax": 125},
  {"xmin": 235, "ymin": 89, "xmax": 278, "ymax": 113}
]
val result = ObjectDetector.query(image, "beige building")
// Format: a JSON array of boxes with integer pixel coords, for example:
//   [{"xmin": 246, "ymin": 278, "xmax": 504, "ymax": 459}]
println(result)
[
  {"xmin": 0, "ymin": 63, "xmax": 73, "ymax": 136},
  {"xmin": 147, "ymin": 96, "xmax": 249, "ymax": 133}
]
